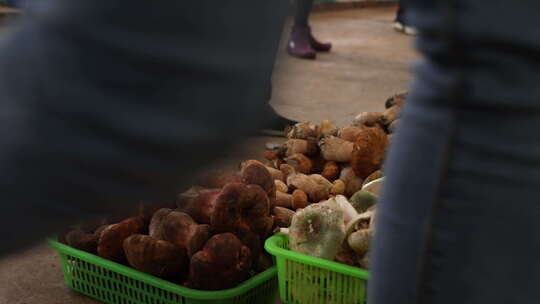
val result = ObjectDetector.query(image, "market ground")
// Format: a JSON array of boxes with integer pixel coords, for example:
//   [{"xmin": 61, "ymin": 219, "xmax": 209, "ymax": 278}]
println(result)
[{"xmin": 0, "ymin": 6, "xmax": 417, "ymax": 304}]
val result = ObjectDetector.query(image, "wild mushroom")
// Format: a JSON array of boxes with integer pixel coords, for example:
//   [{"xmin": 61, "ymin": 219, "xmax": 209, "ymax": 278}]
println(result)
[
  {"xmin": 351, "ymin": 127, "xmax": 388, "ymax": 180},
  {"xmin": 286, "ymin": 153, "xmax": 313, "ymax": 174},
  {"xmin": 97, "ymin": 216, "xmax": 146, "ymax": 262},
  {"xmin": 123, "ymin": 234, "xmax": 187, "ymax": 279},
  {"xmin": 321, "ymin": 161, "xmax": 340, "ymax": 181},
  {"xmin": 287, "ymin": 173, "xmax": 332, "ymax": 202},
  {"xmin": 339, "ymin": 167, "xmax": 364, "ymax": 197},
  {"xmin": 284, "ymin": 138, "xmax": 318, "ymax": 157},
  {"xmin": 189, "ymin": 233, "xmax": 252, "ymax": 290},
  {"xmin": 149, "ymin": 209, "xmax": 210, "ymax": 257},
  {"xmin": 349, "ymin": 190, "xmax": 377, "ymax": 213},
  {"xmin": 177, "ymin": 187, "xmax": 221, "ymax": 225},
  {"xmin": 288, "ymin": 201, "xmax": 346, "ymax": 260},
  {"xmin": 318, "ymin": 120, "xmax": 339, "ymax": 137},
  {"xmin": 286, "ymin": 122, "xmax": 319, "ymax": 139},
  {"xmin": 352, "ymin": 112, "xmax": 383, "ymax": 128},
  {"xmin": 318, "ymin": 136, "xmax": 354, "ymax": 162},
  {"xmin": 272, "ymin": 207, "xmax": 295, "ymax": 228}
]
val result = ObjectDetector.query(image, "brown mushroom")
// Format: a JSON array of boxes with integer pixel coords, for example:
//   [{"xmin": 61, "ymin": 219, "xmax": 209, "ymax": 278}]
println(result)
[
  {"xmin": 189, "ymin": 233, "xmax": 252, "ymax": 290},
  {"xmin": 97, "ymin": 216, "xmax": 146, "ymax": 262},
  {"xmin": 275, "ymin": 180, "xmax": 289, "ymax": 193},
  {"xmin": 321, "ymin": 161, "xmax": 340, "ymax": 181},
  {"xmin": 292, "ymin": 189, "xmax": 309, "ymax": 209},
  {"xmin": 279, "ymin": 164, "xmax": 296, "ymax": 181},
  {"xmin": 331, "ymin": 179, "xmax": 346, "ymax": 196},
  {"xmin": 351, "ymin": 127, "xmax": 388, "ymax": 180},
  {"xmin": 149, "ymin": 209, "xmax": 210, "ymax": 257},
  {"xmin": 123, "ymin": 235, "xmax": 188, "ymax": 279},
  {"xmin": 285, "ymin": 122, "xmax": 319, "ymax": 139},
  {"xmin": 318, "ymin": 120, "xmax": 339, "ymax": 137},
  {"xmin": 272, "ymin": 207, "xmax": 295, "ymax": 228},
  {"xmin": 177, "ymin": 187, "xmax": 221, "ymax": 225},
  {"xmin": 62, "ymin": 229, "xmax": 100, "ymax": 254},
  {"xmin": 284, "ymin": 138, "xmax": 318, "ymax": 157},
  {"xmin": 287, "ymin": 173, "xmax": 332, "ymax": 203},
  {"xmin": 275, "ymin": 191, "xmax": 293, "ymax": 209},
  {"xmin": 319, "ymin": 136, "xmax": 354, "ymax": 162},
  {"xmin": 352, "ymin": 112, "xmax": 383, "ymax": 128},
  {"xmin": 338, "ymin": 126, "xmax": 367, "ymax": 142},
  {"xmin": 339, "ymin": 167, "xmax": 364, "ymax": 197},
  {"xmin": 286, "ymin": 153, "xmax": 313, "ymax": 174},
  {"xmin": 385, "ymin": 92, "xmax": 407, "ymax": 109}
]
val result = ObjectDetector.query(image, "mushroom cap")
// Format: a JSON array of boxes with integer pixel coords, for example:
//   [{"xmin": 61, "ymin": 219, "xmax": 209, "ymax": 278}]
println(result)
[
  {"xmin": 151, "ymin": 210, "xmax": 211, "ymax": 257},
  {"xmin": 349, "ymin": 190, "xmax": 377, "ymax": 214},
  {"xmin": 351, "ymin": 127, "xmax": 388, "ymax": 180},
  {"xmin": 189, "ymin": 233, "xmax": 252, "ymax": 290},
  {"xmin": 289, "ymin": 202, "xmax": 346, "ymax": 260},
  {"xmin": 123, "ymin": 234, "xmax": 187, "ymax": 279},
  {"xmin": 97, "ymin": 216, "xmax": 146, "ymax": 263}
]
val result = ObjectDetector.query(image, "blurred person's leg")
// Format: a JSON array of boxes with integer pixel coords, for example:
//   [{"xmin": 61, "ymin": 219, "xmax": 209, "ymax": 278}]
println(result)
[
  {"xmin": 0, "ymin": 0, "xmax": 290, "ymax": 256},
  {"xmin": 393, "ymin": 1, "xmax": 417, "ymax": 35},
  {"xmin": 259, "ymin": 84, "xmax": 298, "ymax": 136},
  {"xmin": 287, "ymin": 0, "xmax": 331, "ymax": 60},
  {"xmin": 370, "ymin": 1, "xmax": 540, "ymax": 303}
]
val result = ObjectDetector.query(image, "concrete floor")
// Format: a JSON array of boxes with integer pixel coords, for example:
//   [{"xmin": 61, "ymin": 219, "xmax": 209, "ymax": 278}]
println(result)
[{"xmin": 0, "ymin": 6, "xmax": 416, "ymax": 304}]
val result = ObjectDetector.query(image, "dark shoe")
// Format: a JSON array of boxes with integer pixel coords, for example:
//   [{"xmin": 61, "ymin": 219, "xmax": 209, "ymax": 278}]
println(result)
[
  {"xmin": 257, "ymin": 106, "xmax": 298, "ymax": 137},
  {"xmin": 287, "ymin": 27, "xmax": 317, "ymax": 60},
  {"xmin": 307, "ymin": 27, "xmax": 332, "ymax": 52}
]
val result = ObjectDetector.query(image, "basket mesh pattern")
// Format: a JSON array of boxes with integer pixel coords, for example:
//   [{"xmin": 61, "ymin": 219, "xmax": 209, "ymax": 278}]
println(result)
[
  {"xmin": 268, "ymin": 235, "xmax": 367, "ymax": 304},
  {"xmin": 54, "ymin": 246, "xmax": 277, "ymax": 304}
]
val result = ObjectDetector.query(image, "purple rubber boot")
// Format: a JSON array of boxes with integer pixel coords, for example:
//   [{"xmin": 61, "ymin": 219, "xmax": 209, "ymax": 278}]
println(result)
[
  {"xmin": 308, "ymin": 27, "xmax": 332, "ymax": 52},
  {"xmin": 287, "ymin": 27, "xmax": 316, "ymax": 60}
]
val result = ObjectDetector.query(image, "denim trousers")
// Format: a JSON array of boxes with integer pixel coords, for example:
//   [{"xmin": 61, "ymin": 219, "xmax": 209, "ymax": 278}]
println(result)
[{"xmin": 369, "ymin": 1, "xmax": 540, "ymax": 303}]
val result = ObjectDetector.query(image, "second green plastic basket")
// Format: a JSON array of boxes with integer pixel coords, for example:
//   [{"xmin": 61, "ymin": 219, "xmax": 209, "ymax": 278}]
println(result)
[
  {"xmin": 265, "ymin": 234, "xmax": 369, "ymax": 304},
  {"xmin": 49, "ymin": 240, "xmax": 278, "ymax": 304}
]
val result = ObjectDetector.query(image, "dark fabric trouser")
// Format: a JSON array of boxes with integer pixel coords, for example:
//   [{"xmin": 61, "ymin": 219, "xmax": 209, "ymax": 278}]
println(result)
[
  {"xmin": 369, "ymin": 1, "xmax": 540, "ymax": 303},
  {"xmin": 294, "ymin": 0, "xmax": 314, "ymax": 28}
]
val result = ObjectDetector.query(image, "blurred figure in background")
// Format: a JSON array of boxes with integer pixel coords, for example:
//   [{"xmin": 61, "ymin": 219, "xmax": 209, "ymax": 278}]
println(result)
[
  {"xmin": 393, "ymin": 1, "xmax": 416, "ymax": 35},
  {"xmin": 287, "ymin": 0, "xmax": 332, "ymax": 60}
]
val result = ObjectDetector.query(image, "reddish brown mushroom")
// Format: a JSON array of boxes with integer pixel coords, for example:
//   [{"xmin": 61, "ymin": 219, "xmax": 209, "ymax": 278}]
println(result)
[
  {"xmin": 210, "ymin": 183, "xmax": 272, "ymax": 238},
  {"xmin": 273, "ymin": 207, "xmax": 295, "ymax": 228},
  {"xmin": 351, "ymin": 127, "xmax": 388, "ymax": 180},
  {"xmin": 286, "ymin": 153, "xmax": 313, "ymax": 174},
  {"xmin": 177, "ymin": 187, "xmax": 221, "ymax": 225},
  {"xmin": 241, "ymin": 160, "xmax": 277, "ymax": 209},
  {"xmin": 321, "ymin": 161, "xmax": 340, "ymax": 181},
  {"xmin": 149, "ymin": 209, "xmax": 211, "ymax": 257},
  {"xmin": 62, "ymin": 229, "xmax": 100, "ymax": 254},
  {"xmin": 123, "ymin": 234, "xmax": 187, "ymax": 279},
  {"xmin": 97, "ymin": 216, "xmax": 146, "ymax": 262},
  {"xmin": 189, "ymin": 233, "xmax": 252, "ymax": 290}
]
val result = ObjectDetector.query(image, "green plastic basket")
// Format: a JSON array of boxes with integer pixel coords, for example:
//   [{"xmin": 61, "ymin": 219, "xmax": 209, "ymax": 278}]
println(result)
[
  {"xmin": 49, "ymin": 240, "xmax": 278, "ymax": 304},
  {"xmin": 265, "ymin": 234, "xmax": 369, "ymax": 304}
]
